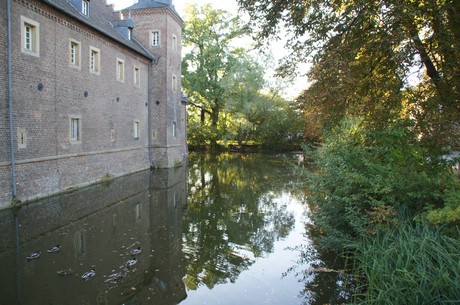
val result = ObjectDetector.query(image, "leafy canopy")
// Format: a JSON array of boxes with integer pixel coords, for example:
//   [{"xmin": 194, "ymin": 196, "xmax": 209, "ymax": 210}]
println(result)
[{"xmin": 238, "ymin": 0, "xmax": 460, "ymax": 146}]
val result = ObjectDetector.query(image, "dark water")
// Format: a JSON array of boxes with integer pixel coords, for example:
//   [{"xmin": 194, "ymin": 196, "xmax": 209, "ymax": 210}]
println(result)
[{"xmin": 0, "ymin": 153, "xmax": 350, "ymax": 305}]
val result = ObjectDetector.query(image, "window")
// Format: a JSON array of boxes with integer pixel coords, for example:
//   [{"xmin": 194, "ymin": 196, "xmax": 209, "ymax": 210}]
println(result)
[
  {"xmin": 172, "ymin": 35, "xmax": 177, "ymax": 52},
  {"xmin": 172, "ymin": 75, "xmax": 177, "ymax": 92},
  {"xmin": 128, "ymin": 28, "xmax": 132, "ymax": 40},
  {"xmin": 89, "ymin": 46, "xmax": 100, "ymax": 74},
  {"xmin": 82, "ymin": 0, "xmax": 89, "ymax": 16},
  {"xmin": 70, "ymin": 116, "xmax": 82, "ymax": 143},
  {"xmin": 25, "ymin": 25, "xmax": 32, "ymax": 49},
  {"xmin": 21, "ymin": 16, "xmax": 40, "ymax": 56},
  {"xmin": 69, "ymin": 39, "xmax": 81, "ymax": 68},
  {"xmin": 150, "ymin": 31, "xmax": 160, "ymax": 47},
  {"xmin": 134, "ymin": 120, "xmax": 140, "ymax": 139},
  {"xmin": 172, "ymin": 121, "xmax": 177, "ymax": 138},
  {"xmin": 116, "ymin": 58, "xmax": 125, "ymax": 82},
  {"xmin": 18, "ymin": 128, "xmax": 27, "ymax": 149},
  {"xmin": 134, "ymin": 67, "xmax": 140, "ymax": 87}
]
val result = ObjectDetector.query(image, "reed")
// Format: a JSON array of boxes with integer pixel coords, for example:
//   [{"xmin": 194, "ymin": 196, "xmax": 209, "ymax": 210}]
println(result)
[{"xmin": 354, "ymin": 222, "xmax": 460, "ymax": 304}]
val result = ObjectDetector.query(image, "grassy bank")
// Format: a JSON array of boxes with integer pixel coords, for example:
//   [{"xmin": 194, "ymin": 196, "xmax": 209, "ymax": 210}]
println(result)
[
  {"xmin": 353, "ymin": 221, "xmax": 460, "ymax": 304},
  {"xmin": 304, "ymin": 118, "xmax": 460, "ymax": 303}
]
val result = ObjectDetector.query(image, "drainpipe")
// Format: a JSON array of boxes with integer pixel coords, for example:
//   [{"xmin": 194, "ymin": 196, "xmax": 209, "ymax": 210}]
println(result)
[
  {"xmin": 7, "ymin": 0, "xmax": 17, "ymax": 198},
  {"xmin": 147, "ymin": 62, "xmax": 153, "ymax": 167}
]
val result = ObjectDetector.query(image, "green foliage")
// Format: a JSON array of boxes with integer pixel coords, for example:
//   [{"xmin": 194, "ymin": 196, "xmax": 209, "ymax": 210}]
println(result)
[
  {"xmin": 307, "ymin": 117, "xmax": 454, "ymax": 251},
  {"xmin": 354, "ymin": 221, "xmax": 460, "ymax": 304},
  {"xmin": 238, "ymin": 0, "xmax": 460, "ymax": 148},
  {"xmin": 182, "ymin": 4, "xmax": 305, "ymax": 150},
  {"xmin": 226, "ymin": 84, "xmax": 304, "ymax": 149},
  {"xmin": 425, "ymin": 185, "xmax": 460, "ymax": 227},
  {"xmin": 186, "ymin": 119, "xmax": 217, "ymax": 150},
  {"xmin": 182, "ymin": 3, "xmax": 248, "ymax": 147}
]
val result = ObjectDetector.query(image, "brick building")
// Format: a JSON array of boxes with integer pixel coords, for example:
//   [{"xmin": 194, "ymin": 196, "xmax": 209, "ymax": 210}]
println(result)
[{"xmin": 0, "ymin": 0, "xmax": 187, "ymax": 208}]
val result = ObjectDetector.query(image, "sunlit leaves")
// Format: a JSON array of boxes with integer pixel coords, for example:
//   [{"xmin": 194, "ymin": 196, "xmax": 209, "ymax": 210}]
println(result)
[
  {"xmin": 307, "ymin": 118, "xmax": 455, "ymax": 251},
  {"xmin": 183, "ymin": 4, "xmax": 304, "ymax": 150},
  {"xmin": 238, "ymin": 0, "xmax": 460, "ymax": 147}
]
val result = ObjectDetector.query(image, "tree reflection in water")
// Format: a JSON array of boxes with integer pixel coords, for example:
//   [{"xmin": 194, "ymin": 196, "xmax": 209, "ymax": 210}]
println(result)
[
  {"xmin": 282, "ymin": 243, "xmax": 353, "ymax": 304},
  {"xmin": 182, "ymin": 153, "xmax": 296, "ymax": 290},
  {"xmin": 181, "ymin": 153, "xmax": 352, "ymax": 305}
]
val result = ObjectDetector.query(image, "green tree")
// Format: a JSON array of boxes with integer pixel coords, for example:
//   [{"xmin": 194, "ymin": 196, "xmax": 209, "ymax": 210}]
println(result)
[
  {"xmin": 222, "ymin": 54, "xmax": 302, "ymax": 148},
  {"xmin": 182, "ymin": 4, "xmax": 247, "ymax": 147},
  {"xmin": 238, "ymin": 0, "xmax": 460, "ymax": 147}
]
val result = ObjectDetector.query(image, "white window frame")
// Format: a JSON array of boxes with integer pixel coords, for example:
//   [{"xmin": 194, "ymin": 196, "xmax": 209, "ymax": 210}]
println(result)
[
  {"xmin": 134, "ymin": 66, "xmax": 140, "ymax": 87},
  {"xmin": 69, "ymin": 39, "xmax": 81, "ymax": 68},
  {"xmin": 134, "ymin": 120, "xmax": 140, "ymax": 139},
  {"xmin": 21, "ymin": 16, "xmax": 40, "ymax": 57},
  {"xmin": 82, "ymin": 0, "xmax": 89, "ymax": 16},
  {"xmin": 150, "ymin": 30, "xmax": 160, "ymax": 47},
  {"xmin": 69, "ymin": 116, "xmax": 82, "ymax": 144},
  {"xmin": 116, "ymin": 58, "xmax": 125, "ymax": 82},
  {"xmin": 89, "ymin": 46, "xmax": 100, "ymax": 74}
]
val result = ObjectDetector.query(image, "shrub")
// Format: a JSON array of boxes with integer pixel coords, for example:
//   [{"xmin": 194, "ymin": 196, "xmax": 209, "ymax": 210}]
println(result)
[{"xmin": 307, "ymin": 117, "xmax": 454, "ymax": 251}]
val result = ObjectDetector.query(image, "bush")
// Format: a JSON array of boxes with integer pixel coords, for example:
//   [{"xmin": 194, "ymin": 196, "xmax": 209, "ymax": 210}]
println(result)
[{"xmin": 307, "ymin": 117, "xmax": 454, "ymax": 251}]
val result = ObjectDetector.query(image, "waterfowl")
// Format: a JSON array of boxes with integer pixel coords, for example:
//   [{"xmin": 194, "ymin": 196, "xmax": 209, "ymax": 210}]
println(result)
[
  {"xmin": 57, "ymin": 268, "xmax": 73, "ymax": 277},
  {"xmin": 130, "ymin": 246, "xmax": 142, "ymax": 255},
  {"xmin": 81, "ymin": 268, "xmax": 96, "ymax": 280},
  {"xmin": 126, "ymin": 257, "xmax": 137, "ymax": 267},
  {"xmin": 105, "ymin": 268, "xmax": 128, "ymax": 283},
  {"xmin": 47, "ymin": 245, "xmax": 61, "ymax": 253},
  {"xmin": 27, "ymin": 251, "xmax": 41, "ymax": 260}
]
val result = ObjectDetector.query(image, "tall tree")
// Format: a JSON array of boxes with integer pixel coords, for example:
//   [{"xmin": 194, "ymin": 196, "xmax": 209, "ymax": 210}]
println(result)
[
  {"xmin": 182, "ymin": 4, "xmax": 247, "ymax": 147},
  {"xmin": 238, "ymin": 0, "xmax": 460, "ymax": 147}
]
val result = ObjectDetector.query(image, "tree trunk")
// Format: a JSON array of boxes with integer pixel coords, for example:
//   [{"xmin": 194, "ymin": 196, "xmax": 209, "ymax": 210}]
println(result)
[
  {"xmin": 210, "ymin": 104, "xmax": 220, "ymax": 148},
  {"xmin": 200, "ymin": 109, "xmax": 205, "ymax": 124}
]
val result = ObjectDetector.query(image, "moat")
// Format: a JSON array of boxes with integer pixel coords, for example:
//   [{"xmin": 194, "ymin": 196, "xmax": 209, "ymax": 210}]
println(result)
[{"xmin": 0, "ymin": 153, "xmax": 350, "ymax": 305}]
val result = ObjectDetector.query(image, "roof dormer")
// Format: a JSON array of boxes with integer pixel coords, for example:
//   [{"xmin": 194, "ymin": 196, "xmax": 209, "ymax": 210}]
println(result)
[
  {"xmin": 82, "ymin": 0, "xmax": 90, "ymax": 16},
  {"xmin": 68, "ymin": 0, "xmax": 90, "ymax": 17},
  {"xmin": 112, "ymin": 19, "xmax": 134, "ymax": 41}
]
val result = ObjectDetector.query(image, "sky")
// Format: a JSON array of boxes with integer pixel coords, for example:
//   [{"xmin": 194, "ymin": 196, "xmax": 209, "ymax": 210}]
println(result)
[
  {"xmin": 108, "ymin": 0, "xmax": 308, "ymax": 98},
  {"xmin": 109, "ymin": 0, "xmax": 239, "ymax": 15}
]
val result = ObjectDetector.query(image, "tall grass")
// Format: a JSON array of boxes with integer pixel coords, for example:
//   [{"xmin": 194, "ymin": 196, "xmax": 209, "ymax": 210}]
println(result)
[{"xmin": 354, "ymin": 222, "xmax": 460, "ymax": 304}]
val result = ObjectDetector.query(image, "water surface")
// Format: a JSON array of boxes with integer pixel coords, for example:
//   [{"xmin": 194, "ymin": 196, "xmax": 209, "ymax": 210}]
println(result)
[{"xmin": 0, "ymin": 153, "xmax": 350, "ymax": 305}]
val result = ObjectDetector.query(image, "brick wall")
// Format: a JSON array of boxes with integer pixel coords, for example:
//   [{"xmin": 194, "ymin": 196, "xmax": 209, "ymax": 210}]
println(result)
[
  {"xmin": 0, "ymin": 0, "xmax": 151, "ymax": 207},
  {"xmin": 128, "ymin": 7, "xmax": 187, "ymax": 168},
  {"xmin": 0, "ymin": 0, "xmax": 188, "ymax": 208}
]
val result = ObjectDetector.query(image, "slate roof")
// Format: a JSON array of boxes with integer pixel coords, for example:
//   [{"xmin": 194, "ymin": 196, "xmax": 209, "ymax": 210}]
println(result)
[
  {"xmin": 43, "ymin": 0, "xmax": 155, "ymax": 60},
  {"xmin": 112, "ymin": 19, "xmax": 134, "ymax": 29},
  {"xmin": 124, "ymin": 0, "xmax": 171, "ymax": 9},
  {"xmin": 123, "ymin": 0, "xmax": 182, "ymax": 21}
]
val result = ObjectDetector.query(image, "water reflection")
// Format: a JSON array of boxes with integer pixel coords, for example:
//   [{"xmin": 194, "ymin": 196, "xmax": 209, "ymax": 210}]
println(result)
[
  {"xmin": 0, "ymin": 153, "xmax": 350, "ymax": 305},
  {"xmin": 181, "ymin": 153, "xmax": 351, "ymax": 305},
  {"xmin": 182, "ymin": 153, "xmax": 296, "ymax": 291},
  {"xmin": 0, "ymin": 168, "xmax": 187, "ymax": 305}
]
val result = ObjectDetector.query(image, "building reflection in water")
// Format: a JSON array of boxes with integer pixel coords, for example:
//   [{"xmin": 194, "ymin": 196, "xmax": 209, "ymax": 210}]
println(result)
[{"xmin": 0, "ymin": 167, "xmax": 187, "ymax": 305}]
